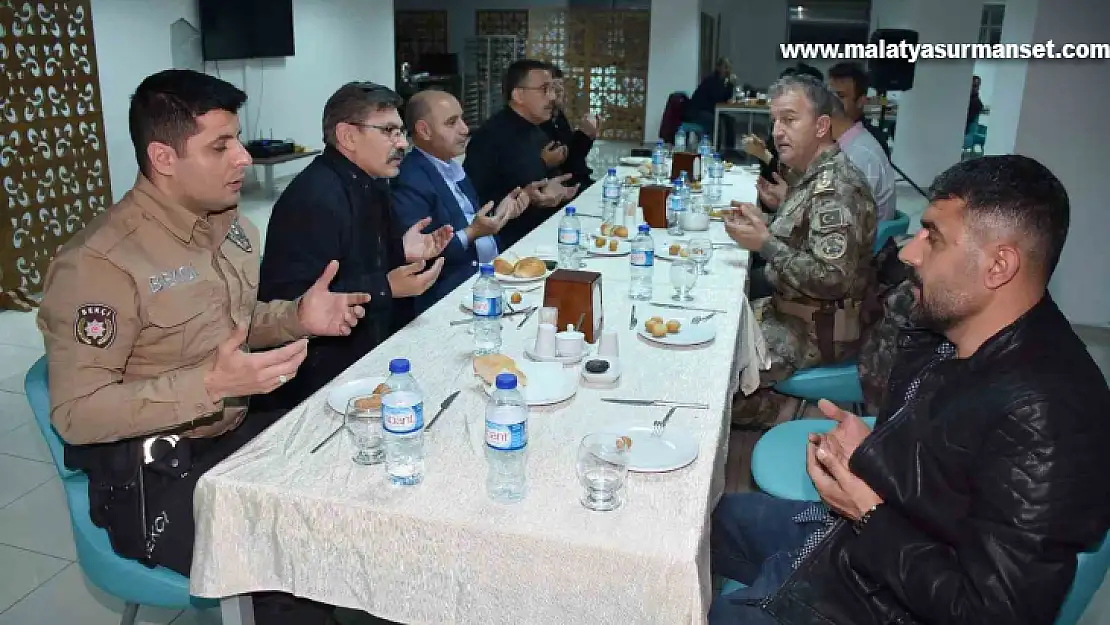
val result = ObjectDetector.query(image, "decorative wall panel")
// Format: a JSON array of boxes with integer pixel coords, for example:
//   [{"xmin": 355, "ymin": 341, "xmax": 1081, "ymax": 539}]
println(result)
[
  {"xmin": 527, "ymin": 9, "xmax": 649, "ymax": 143},
  {"xmin": 1, "ymin": 0, "xmax": 113, "ymax": 310},
  {"xmin": 394, "ymin": 10, "xmax": 448, "ymax": 67}
]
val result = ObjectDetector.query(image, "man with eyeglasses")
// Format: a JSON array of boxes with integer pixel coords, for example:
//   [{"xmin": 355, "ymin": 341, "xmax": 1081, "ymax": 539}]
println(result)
[
  {"xmin": 257, "ymin": 81, "xmax": 454, "ymax": 411},
  {"xmin": 465, "ymin": 59, "xmax": 580, "ymax": 248}
]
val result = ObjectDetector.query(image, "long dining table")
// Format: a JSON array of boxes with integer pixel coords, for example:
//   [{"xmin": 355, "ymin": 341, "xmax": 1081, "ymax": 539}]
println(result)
[{"xmin": 190, "ymin": 161, "xmax": 762, "ymax": 625}]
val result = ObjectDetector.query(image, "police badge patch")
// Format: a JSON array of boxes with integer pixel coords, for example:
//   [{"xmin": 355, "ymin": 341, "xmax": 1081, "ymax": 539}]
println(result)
[{"xmin": 74, "ymin": 304, "xmax": 117, "ymax": 348}]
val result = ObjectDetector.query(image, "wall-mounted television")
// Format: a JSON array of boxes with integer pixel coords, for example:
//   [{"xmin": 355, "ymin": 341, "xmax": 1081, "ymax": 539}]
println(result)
[{"xmin": 199, "ymin": 0, "xmax": 295, "ymax": 61}]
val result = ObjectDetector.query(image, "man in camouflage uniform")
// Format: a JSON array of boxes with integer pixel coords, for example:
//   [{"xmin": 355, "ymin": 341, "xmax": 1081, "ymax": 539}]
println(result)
[{"xmin": 725, "ymin": 75, "xmax": 877, "ymax": 428}]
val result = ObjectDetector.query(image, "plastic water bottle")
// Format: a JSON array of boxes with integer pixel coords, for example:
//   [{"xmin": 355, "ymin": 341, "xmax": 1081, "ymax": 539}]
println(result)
[
  {"xmin": 652, "ymin": 140, "xmax": 666, "ymax": 184},
  {"xmin": 668, "ymin": 179, "xmax": 686, "ymax": 236},
  {"xmin": 485, "ymin": 373, "xmax": 528, "ymax": 503},
  {"xmin": 472, "ymin": 264, "xmax": 503, "ymax": 356},
  {"xmin": 558, "ymin": 206, "xmax": 582, "ymax": 269},
  {"xmin": 707, "ymin": 153, "xmax": 724, "ymax": 204},
  {"xmin": 382, "ymin": 358, "xmax": 425, "ymax": 486},
  {"xmin": 601, "ymin": 167, "xmax": 621, "ymax": 223},
  {"xmin": 698, "ymin": 135, "xmax": 712, "ymax": 161},
  {"xmin": 675, "ymin": 130, "xmax": 687, "ymax": 153},
  {"xmin": 629, "ymin": 224, "xmax": 655, "ymax": 301}
]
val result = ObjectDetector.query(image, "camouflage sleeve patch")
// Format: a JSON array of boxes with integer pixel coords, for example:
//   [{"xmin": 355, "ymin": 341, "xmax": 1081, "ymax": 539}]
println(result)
[
  {"xmin": 813, "ymin": 167, "xmax": 836, "ymax": 196},
  {"xmin": 814, "ymin": 203, "xmax": 847, "ymax": 231},
  {"xmin": 814, "ymin": 232, "xmax": 848, "ymax": 261}
]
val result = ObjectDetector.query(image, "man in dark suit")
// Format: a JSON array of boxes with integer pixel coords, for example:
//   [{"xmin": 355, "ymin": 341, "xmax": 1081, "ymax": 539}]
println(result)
[
  {"xmin": 541, "ymin": 64, "xmax": 599, "ymax": 191},
  {"xmin": 392, "ymin": 89, "xmax": 531, "ymax": 314},
  {"xmin": 256, "ymin": 82, "xmax": 453, "ymax": 411}
]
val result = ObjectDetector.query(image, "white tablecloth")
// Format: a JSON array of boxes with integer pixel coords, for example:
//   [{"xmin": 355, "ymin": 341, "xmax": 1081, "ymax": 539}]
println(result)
[{"xmin": 190, "ymin": 167, "xmax": 762, "ymax": 625}]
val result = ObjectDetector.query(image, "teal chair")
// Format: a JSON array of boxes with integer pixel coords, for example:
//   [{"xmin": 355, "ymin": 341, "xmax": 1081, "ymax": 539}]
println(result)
[
  {"xmin": 874, "ymin": 210, "xmax": 910, "ymax": 255},
  {"xmin": 964, "ymin": 122, "xmax": 988, "ymax": 154},
  {"xmin": 738, "ymin": 417, "xmax": 1110, "ymax": 625},
  {"xmin": 677, "ymin": 121, "xmax": 707, "ymax": 145},
  {"xmin": 24, "ymin": 357, "xmax": 215, "ymax": 625}
]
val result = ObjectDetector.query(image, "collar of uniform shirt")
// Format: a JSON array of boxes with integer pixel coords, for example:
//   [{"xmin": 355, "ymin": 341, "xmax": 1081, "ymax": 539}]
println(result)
[
  {"xmin": 415, "ymin": 146, "xmax": 466, "ymax": 185},
  {"xmin": 133, "ymin": 174, "xmax": 235, "ymax": 246}
]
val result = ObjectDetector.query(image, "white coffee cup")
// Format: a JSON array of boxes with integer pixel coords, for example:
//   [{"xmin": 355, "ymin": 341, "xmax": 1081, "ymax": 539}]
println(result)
[
  {"xmin": 598, "ymin": 329, "xmax": 620, "ymax": 359},
  {"xmin": 555, "ymin": 325, "xmax": 585, "ymax": 358},
  {"xmin": 534, "ymin": 323, "xmax": 558, "ymax": 358}
]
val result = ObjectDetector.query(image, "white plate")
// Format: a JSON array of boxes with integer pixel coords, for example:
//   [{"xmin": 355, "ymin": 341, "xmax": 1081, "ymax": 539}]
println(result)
[
  {"xmin": 481, "ymin": 360, "xmax": 577, "ymax": 406},
  {"xmin": 495, "ymin": 269, "xmax": 553, "ymax": 284},
  {"xmin": 620, "ymin": 156, "xmax": 651, "ymax": 166},
  {"xmin": 637, "ymin": 315, "xmax": 717, "ymax": 346},
  {"xmin": 460, "ymin": 288, "xmax": 542, "ymax": 312},
  {"xmin": 327, "ymin": 377, "xmax": 386, "ymax": 414},
  {"xmin": 586, "ymin": 238, "xmax": 631, "ymax": 257},
  {"xmin": 618, "ymin": 424, "xmax": 699, "ymax": 473}
]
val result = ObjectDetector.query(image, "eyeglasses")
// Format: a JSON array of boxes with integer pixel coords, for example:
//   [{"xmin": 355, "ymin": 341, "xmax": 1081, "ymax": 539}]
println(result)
[
  {"xmin": 349, "ymin": 122, "xmax": 408, "ymax": 142},
  {"xmin": 518, "ymin": 83, "xmax": 555, "ymax": 96}
]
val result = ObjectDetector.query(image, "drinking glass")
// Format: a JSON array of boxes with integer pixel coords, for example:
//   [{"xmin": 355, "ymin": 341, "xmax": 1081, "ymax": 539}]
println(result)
[
  {"xmin": 539, "ymin": 306, "xmax": 559, "ymax": 326},
  {"xmin": 576, "ymin": 433, "xmax": 631, "ymax": 511},
  {"xmin": 345, "ymin": 397, "xmax": 383, "ymax": 465},
  {"xmin": 688, "ymin": 237, "xmax": 714, "ymax": 274},
  {"xmin": 669, "ymin": 257, "xmax": 699, "ymax": 302}
]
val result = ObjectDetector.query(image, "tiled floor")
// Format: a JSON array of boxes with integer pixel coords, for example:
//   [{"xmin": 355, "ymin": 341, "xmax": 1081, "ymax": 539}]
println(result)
[{"xmin": 1, "ymin": 173, "xmax": 1108, "ymax": 624}]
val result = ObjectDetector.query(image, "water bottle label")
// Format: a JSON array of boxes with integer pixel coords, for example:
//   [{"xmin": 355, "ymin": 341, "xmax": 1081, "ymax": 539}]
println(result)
[
  {"xmin": 603, "ymin": 186, "xmax": 620, "ymax": 200},
  {"xmin": 473, "ymin": 295, "xmax": 502, "ymax": 317},
  {"xmin": 631, "ymin": 250, "xmax": 654, "ymax": 267},
  {"xmin": 669, "ymin": 200, "xmax": 686, "ymax": 213},
  {"xmin": 383, "ymin": 402, "xmax": 424, "ymax": 434},
  {"xmin": 485, "ymin": 420, "xmax": 527, "ymax": 451},
  {"xmin": 558, "ymin": 227, "xmax": 580, "ymax": 245}
]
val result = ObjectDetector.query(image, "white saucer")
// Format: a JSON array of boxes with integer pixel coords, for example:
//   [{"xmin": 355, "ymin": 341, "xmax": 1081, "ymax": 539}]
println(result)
[
  {"xmin": 495, "ymin": 270, "xmax": 552, "ymax": 284},
  {"xmin": 481, "ymin": 360, "xmax": 577, "ymax": 406},
  {"xmin": 327, "ymin": 377, "xmax": 386, "ymax": 414},
  {"xmin": 580, "ymin": 357, "xmax": 621, "ymax": 384},
  {"xmin": 587, "ymin": 239, "xmax": 631, "ymax": 257},
  {"xmin": 637, "ymin": 315, "xmax": 716, "ymax": 347},
  {"xmin": 524, "ymin": 342, "xmax": 591, "ymax": 364},
  {"xmin": 617, "ymin": 424, "xmax": 699, "ymax": 473}
]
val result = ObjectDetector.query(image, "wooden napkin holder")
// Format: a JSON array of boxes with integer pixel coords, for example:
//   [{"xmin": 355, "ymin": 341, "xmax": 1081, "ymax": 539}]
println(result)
[
  {"xmin": 671, "ymin": 151, "xmax": 702, "ymax": 180},
  {"xmin": 638, "ymin": 185, "xmax": 671, "ymax": 229},
  {"xmin": 543, "ymin": 269, "xmax": 603, "ymax": 343}
]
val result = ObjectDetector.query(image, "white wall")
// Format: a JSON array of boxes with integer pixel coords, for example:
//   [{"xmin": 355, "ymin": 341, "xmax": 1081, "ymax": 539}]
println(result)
[
  {"xmin": 875, "ymin": 0, "xmax": 984, "ymax": 188},
  {"xmin": 395, "ymin": 0, "xmax": 568, "ymax": 57},
  {"xmin": 1013, "ymin": 0, "xmax": 1110, "ymax": 326},
  {"xmin": 91, "ymin": 0, "xmax": 396, "ymax": 202},
  {"xmin": 718, "ymin": 0, "xmax": 789, "ymax": 90},
  {"xmin": 644, "ymin": 0, "xmax": 701, "ymax": 141}
]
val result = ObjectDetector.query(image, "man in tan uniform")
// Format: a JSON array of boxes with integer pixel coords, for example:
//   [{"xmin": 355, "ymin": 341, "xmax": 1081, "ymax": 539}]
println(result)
[
  {"xmin": 725, "ymin": 75, "xmax": 877, "ymax": 429},
  {"xmin": 37, "ymin": 69, "xmax": 363, "ymax": 624}
]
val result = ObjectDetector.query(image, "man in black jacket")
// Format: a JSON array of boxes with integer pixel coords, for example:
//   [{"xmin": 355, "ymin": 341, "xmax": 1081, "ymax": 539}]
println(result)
[
  {"xmin": 541, "ymin": 64, "xmax": 599, "ymax": 191},
  {"xmin": 710, "ymin": 155, "xmax": 1110, "ymax": 625},
  {"xmin": 257, "ymin": 82, "xmax": 452, "ymax": 411}
]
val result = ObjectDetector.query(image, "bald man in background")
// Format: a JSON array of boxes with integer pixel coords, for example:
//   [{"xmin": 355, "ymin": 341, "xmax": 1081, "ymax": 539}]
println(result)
[{"xmin": 392, "ymin": 89, "xmax": 531, "ymax": 313}]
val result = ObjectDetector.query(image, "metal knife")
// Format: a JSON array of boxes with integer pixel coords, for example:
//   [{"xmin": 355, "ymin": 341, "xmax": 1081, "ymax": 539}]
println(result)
[
  {"xmin": 649, "ymin": 302, "xmax": 727, "ymax": 314},
  {"xmin": 517, "ymin": 305, "xmax": 538, "ymax": 329},
  {"xmin": 424, "ymin": 390, "xmax": 462, "ymax": 431},
  {"xmin": 602, "ymin": 398, "xmax": 709, "ymax": 409}
]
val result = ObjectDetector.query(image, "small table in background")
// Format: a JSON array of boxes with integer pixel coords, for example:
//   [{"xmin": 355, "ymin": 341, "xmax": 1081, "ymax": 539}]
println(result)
[{"xmin": 252, "ymin": 150, "xmax": 321, "ymax": 198}]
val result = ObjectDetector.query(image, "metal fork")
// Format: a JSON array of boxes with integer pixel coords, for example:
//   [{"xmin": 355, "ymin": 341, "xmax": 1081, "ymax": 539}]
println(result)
[
  {"xmin": 653, "ymin": 406, "xmax": 678, "ymax": 437},
  {"xmin": 630, "ymin": 305, "xmax": 638, "ymax": 330},
  {"xmin": 692, "ymin": 312, "xmax": 717, "ymax": 325}
]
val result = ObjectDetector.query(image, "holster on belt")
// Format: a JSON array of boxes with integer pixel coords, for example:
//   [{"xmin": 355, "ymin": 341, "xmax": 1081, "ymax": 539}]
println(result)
[{"xmin": 773, "ymin": 297, "xmax": 862, "ymax": 364}]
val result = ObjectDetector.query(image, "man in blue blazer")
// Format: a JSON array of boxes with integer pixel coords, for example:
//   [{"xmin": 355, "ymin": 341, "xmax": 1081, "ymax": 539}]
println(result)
[{"xmin": 393, "ymin": 89, "xmax": 531, "ymax": 314}]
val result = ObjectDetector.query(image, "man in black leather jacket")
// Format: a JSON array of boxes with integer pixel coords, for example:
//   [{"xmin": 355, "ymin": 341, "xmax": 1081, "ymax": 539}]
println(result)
[{"xmin": 710, "ymin": 154, "xmax": 1110, "ymax": 625}]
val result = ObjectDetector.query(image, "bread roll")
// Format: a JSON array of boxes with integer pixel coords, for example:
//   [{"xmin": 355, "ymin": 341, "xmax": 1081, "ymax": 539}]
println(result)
[
  {"xmin": 513, "ymin": 257, "xmax": 547, "ymax": 278},
  {"xmin": 473, "ymin": 354, "xmax": 528, "ymax": 387},
  {"xmin": 594, "ymin": 236, "xmax": 607, "ymax": 248},
  {"xmin": 600, "ymin": 223, "xmax": 613, "ymax": 236},
  {"xmin": 666, "ymin": 319, "xmax": 681, "ymax": 333},
  {"xmin": 613, "ymin": 225, "xmax": 629, "ymax": 238},
  {"xmin": 510, "ymin": 291, "xmax": 523, "ymax": 304},
  {"xmin": 608, "ymin": 239, "xmax": 619, "ymax": 252},
  {"xmin": 669, "ymin": 243, "xmax": 682, "ymax": 256},
  {"xmin": 493, "ymin": 257, "xmax": 516, "ymax": 275},
  {"xmin": 650, "ymin": 323, "xmax": 668, "ymax": 338}
]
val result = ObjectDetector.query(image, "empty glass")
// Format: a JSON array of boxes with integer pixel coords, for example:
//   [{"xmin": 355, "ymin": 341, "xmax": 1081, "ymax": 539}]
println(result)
[
  {"xmin": 345, "ymin": 397, "xmax": 383, "ymax": 465},
  {"xmin": 670, "ymin": 257, "xmax": 699, "ymax": 302},
  {"xmin": 688, "ymin": 237, "xmax": 713, "ymax": 274},
  {"xmin": 576, "ymin": 433, "xmax": 631, "ymax": 511},
  {"xmin": 539, "ymin": 306, "xmax": 559, "ymax": 326}
]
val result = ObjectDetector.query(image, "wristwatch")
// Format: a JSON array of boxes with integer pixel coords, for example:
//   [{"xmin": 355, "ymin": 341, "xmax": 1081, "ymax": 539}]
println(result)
[{"xmin": 853, "ymin": 503, "xmax": 882, "ymax": 535}]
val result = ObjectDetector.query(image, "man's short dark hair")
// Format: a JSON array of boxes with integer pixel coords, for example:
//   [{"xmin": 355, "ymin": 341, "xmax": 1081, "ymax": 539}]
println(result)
[
  {"xmin": 322, "ymin": 81, "xmax": 402, "ymax": 146},
  {"xmin": 128, "ymin": 69, "xmax": 247, "ymax": 177},
  {"xmin": 929, "ymin": 155, "xmax": 1070, "ymax": 278},
  {"xmin": 547, "ymin": 63, "xmax": 564, "ymax": 80},
  {"xmin": 502, "ymin": 59, "xmax": 551, "ymax": 103},
  {"xmin": 827, "ymin": 62, "xmax": 869, "ymax": 100}
]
